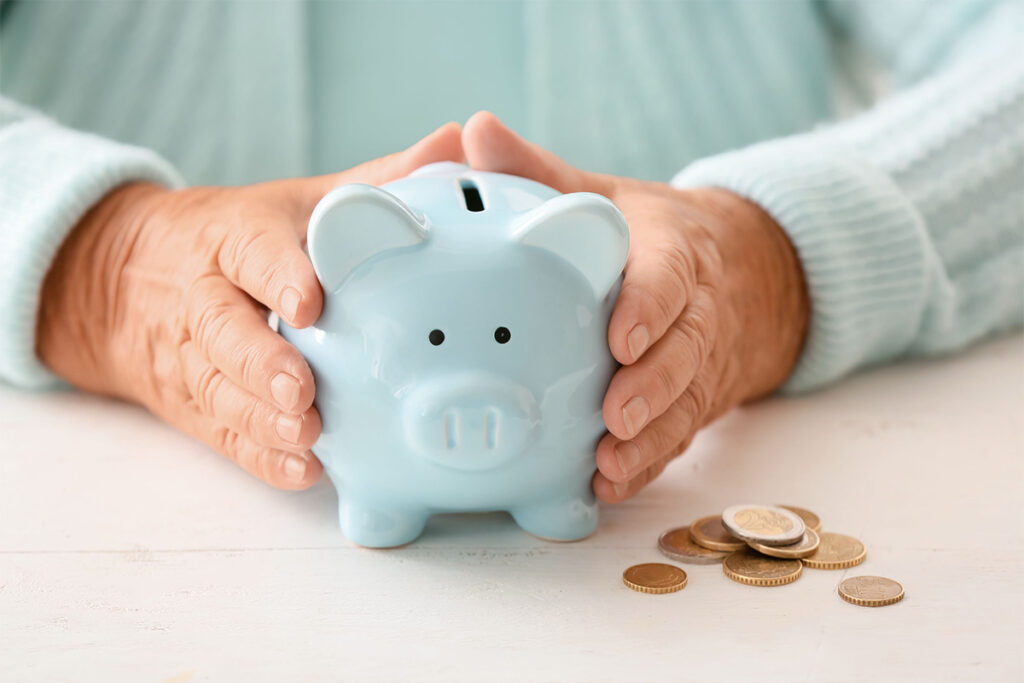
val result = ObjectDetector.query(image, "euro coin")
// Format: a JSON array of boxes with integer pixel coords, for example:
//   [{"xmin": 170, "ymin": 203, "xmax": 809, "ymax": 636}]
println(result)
[
  {"xmin": 689, "ymin": 515, "xmax": 747, "ymax": 552},
  {"xmin": 721, "ymin": 504, "xmax": 805, "ymax": 546},
  {"xmin": 778, "ymin": 505, "xmax": 822, "ymax": 533},
  {"xmin": 802, "ymin": 532, "xmax": 866, "ymax": 570},
  {"xmin": 747, "ymin": 528, "xmax": 820, "ymax": 559},
  {"xmin": 623, "ymin": 563, "xmax": 688, "ymax": 594},
  {"xmin": 722, "ymin": 548, "xmax": 803, "ymax": 587},
  {"xmin": 838, "ymin": 576, "xmax": 904, "ymax": 607},
  {"xmin": 658, "ymin": 527, "xmax": 730, "ymax": 565}
]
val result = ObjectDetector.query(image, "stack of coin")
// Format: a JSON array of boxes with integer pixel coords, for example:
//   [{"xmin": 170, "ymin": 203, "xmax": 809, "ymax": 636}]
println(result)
[{"xmin": 631, "ymin": 502, "xmax": 902, "ymax": 605}]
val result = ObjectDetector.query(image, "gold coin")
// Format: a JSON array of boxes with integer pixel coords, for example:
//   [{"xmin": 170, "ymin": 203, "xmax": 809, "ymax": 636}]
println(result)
[
  {"xmin": 722, "ymin": 504, "xmax": 805, "ymax": 546},
  {"xmin": 658, "ymin": 527, "xmax": 730, "ymax": 565},
  {"xmin": 802, "ymin": 532, "xmax": 866, "ymax": 570},
  {"xmin": 722, "ymin": 548, "xmax": 803, "ymax": 587},
  {"xmin": 778, "ymin": 505, "xmax": 822, "ymax": 533},
  {"xmin": 622, "ymin": 563, "xmax": 688, "ymax": 594},
  {"xmin": 689, "ymin": 515, "xmax": 746, "ymax": 552},
  {"xmin": 748, "ymin": 528, "xmax": 820, "ymax": 559},
  {"xmin": 838, "ymin": 576, "xmax": 904, "ymax": 607}
]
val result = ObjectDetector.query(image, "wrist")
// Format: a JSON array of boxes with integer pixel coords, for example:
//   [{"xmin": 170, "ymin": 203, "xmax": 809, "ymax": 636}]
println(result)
[
  {"xmin": 700, "ymin": 188, "xmax": 810, "ymax": 401},
  {"xmin": 36, "ymin": 182, "xmax": 166, "ymax": 396}
]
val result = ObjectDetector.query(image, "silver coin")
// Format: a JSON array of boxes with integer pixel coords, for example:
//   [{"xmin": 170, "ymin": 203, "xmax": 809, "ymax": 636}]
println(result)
[{"xmin": 721, "ymin": 504, "xmax": 805, "ymax": 547}]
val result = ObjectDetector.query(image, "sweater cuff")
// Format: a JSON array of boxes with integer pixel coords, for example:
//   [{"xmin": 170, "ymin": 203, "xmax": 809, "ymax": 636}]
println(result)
[
  {"xmin": 0, "ymin": 118, "xmax": 185, "ymax": 388},
  {"xmin": 672, "ymin": 140, "xmax": 936, "ymax": 393}
]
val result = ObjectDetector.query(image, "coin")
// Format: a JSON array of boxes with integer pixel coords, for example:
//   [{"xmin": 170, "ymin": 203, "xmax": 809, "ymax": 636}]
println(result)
[
  {"xmin": 622, "ymin": 563, "xmax": 688, "ymax": 594},
  {"xmin": 838, "ymin": 576, "xmax": 904, "ymax": 607},
  {"xmin": 721, "ymin": 504, "xmax": 805, "ymax": 546},
  {"xmin": 747, "ymin": 528, "xmax": 821, "ymax": 559},
  {"xmin": 802, "ymin": 532, "xmax": 866, "ymax": 570},
  {"xmin": 689, "ymin": 515, "xmax": 747, "ymax": 552},
  {"xmin": 722, "ymin": 547, "xmax": 803, "ymax": 587},
  {"xmin": 658, "ymin": 527, "xmax": 730, "ymax": 565},
  {"xmin": 778, "ymin": 505, "xmax": 822, "ymax": 533}
]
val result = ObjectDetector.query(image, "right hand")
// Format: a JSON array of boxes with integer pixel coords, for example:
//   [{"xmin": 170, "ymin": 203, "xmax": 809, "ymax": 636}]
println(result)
[{"xmin": 37, "ymin": 123, "xmax": 464, "ymax": 489}]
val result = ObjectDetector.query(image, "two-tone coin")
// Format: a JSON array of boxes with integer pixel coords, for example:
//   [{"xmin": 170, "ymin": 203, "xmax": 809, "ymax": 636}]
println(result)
[
  {"xmin": 747, "ymin": 528, "xmax": 820, "ymax": 559},
  {"xmin": 838, "ymin": 576, "xmax": 904, "ymax": 607},
  {"xmin": 721, "ymin": 504, "xmax": 805, "ymax": 546},
  {"xmin": 722, "ymin": 547, "xmax": 803, "ymax": 587},
  {"xmin": 778, "ymin": 505, "xmax": 822, "ymax": 533},
  {"xmin": 623, "ymin": 563, "xmax": 688, "ymax": 594},
  {"xmin": 802, "ymin": 532, "xmax": 866, "ymax": 570},
  {"xmin": 689, "ymin": 515, "xmax": 747, "ymax": 552},
  {"xmin": 658, "ymin": 527, "xmax": 730, "ymax": 565}
]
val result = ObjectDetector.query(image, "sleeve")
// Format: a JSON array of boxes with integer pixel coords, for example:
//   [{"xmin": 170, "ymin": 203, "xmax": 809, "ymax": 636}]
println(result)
[
  {"xmin": 671, "ymin": 0, "xmax": 1024, "ymax": 393},
  {"xmin": 0, "ymin": 97, "xmax": 185, "ymax": 388}
]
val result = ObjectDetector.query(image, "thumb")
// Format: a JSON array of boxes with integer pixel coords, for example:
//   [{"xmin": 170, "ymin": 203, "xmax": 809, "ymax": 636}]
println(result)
[
  {"xmin": 292, "ymin": 122, "xmax": 465, "ymax": 215},
  {"xmin": 462, "ymin": 111, "xmax": 612, "ymax": 196}
]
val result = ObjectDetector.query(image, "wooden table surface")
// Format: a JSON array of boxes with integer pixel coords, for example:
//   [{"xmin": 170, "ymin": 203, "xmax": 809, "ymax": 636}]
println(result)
[{"xmin": 2, "ymin": 335, "xmax": 1022, "ymax": 682}]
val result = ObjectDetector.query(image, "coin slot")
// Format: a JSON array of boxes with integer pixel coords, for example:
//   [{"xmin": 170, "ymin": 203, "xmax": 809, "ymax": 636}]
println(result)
[{"xmin": 459, "ymin": 179, "xmax": 485, "ymax": 212}]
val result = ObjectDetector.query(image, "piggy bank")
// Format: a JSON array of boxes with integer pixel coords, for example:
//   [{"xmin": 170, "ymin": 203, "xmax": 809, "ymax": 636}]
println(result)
[{"xmin": 280, "ymin": 162, "xmax": 628, "ymax": 547}]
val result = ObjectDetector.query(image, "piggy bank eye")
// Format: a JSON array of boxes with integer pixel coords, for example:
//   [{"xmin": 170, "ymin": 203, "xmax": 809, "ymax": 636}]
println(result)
[
  {"xmin": 429, "ymin": 329, "xmax": 445, "ymax": 346},
  {"xmin": 494, "ymin": 326, "xmax": 511, "ymax": 344}
]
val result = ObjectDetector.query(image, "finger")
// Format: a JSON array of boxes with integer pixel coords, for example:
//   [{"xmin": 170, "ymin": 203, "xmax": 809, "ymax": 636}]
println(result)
[
  {"xmin": 292, "ymin": 121, "xmax": 465, "ymax": 214},
  {"xmin": 593, "ymin": 455, "xmax": 673, "ymax": 504},
  {"xmin": 181, "ymin": 340, "xmax": 321, "ymax": 453},
  {"xmin": 607, "ymin": 227, "xmax": 698, "ymax": 365},
  {"xmin": 186, "ymin": 276, "xmax": 315, "ymax": 413},
  {"xmin": 462, "ymin": 110, "xmax": 613, "ymax": 196},
  {"xmin": 603, "ymin": 283, "xmax": 717, "ymax": 440},
  {"xmin": 217, "ymin": 217, "xmax": 324, "ymax": 329},
  {"xmin": 597, "ymin": 362, "xmax": 718, "ymax": 485},
  {"xmin": 189, "ymin": 408, "xmax": 323, "ymax": 490}
]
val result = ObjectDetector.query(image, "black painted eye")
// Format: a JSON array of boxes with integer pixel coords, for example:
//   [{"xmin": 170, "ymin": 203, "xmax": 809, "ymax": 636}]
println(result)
[
  {"xmin": 494, "ymin": 326, "xmax": 511, "ymax": 344},
  {"xmin": 429, "ymin": 329, "xmax": 445, "ymax": 346}
]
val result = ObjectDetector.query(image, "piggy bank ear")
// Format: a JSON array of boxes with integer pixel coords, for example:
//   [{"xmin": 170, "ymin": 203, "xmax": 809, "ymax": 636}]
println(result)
[
  {"xmin": 512, "ymin": 193, "xmax": 629, "ymax": 299},
  {"xmin": 307, "ymin": 184, "xmax": 428, "ymax": 293}
]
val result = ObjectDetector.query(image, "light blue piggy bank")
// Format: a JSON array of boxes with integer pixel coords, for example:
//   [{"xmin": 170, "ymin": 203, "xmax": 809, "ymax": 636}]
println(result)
[{"xmin": 280, "ymin": 162, "xmax": 628, "ymax": 547}]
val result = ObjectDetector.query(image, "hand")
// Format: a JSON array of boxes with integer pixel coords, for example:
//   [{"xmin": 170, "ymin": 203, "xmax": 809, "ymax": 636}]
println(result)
[
  {"xmin": 462, "ymin": 112, "xmax": 809, "ymax": 503},
  {"xmin": 38, "ymin": 123, "xmax": 464, "ymax": 489}
]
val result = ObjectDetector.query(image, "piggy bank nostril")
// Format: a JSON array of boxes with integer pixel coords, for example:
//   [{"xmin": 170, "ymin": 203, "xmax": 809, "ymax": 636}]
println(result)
[
  {"xmin": 484, "ymin": 407, "xmax": 500, "ymax": 450},
  {"xmin": 443, "ymin": 411, "xmax": 458, "ymax": 449}
]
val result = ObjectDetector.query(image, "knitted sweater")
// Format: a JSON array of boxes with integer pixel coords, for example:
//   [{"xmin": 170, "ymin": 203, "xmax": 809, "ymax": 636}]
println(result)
[{"xmin": 1, "ymin": 0, "xmax": 1021, "ymax": 392}]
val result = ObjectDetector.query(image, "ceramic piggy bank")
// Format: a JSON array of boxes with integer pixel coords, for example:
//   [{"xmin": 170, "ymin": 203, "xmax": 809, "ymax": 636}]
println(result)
[{"xmin": 280, "ymin": 162, "xmax": 628, "ymax": 547}]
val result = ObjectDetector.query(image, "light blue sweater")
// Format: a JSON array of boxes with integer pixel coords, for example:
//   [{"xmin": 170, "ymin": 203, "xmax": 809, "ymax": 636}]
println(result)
[{"xmin": 0, "ymin": 0, "xmax": 1021, "ymax": 392}]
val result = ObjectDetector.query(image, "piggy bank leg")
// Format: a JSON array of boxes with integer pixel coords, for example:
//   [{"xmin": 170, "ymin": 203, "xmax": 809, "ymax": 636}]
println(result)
[
  {"xmin": 510, "ymin": 486, "xmax": 598, "ymax": 542},
  {"xmin": 339, "ymin": 497, "xmax": 429, "ymax": 548}
]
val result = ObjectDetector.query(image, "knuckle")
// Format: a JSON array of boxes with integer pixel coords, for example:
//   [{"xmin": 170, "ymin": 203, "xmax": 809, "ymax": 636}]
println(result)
[
  {"xmin": 191, "ymin": 297, "xmax": 235, "ymax": 352},
  {"xmin": 649, "ymin": 359, "xmax": 682, "ymax": 405},
  {"xmin": 680, "ymin": 379, "xmax": 714, "ymax": 422},
  {"xmin": 193, "ymin": 364, "xmax": 224, "ymax": 415}
]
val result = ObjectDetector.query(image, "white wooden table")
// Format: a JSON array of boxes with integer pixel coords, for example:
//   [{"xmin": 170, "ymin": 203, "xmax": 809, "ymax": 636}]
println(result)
[{"xmin": 2, "ymin": 335, "xmax": 1022, "ymax": 682}]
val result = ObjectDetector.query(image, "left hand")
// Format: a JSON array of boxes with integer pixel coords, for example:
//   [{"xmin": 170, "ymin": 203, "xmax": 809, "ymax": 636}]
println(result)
[{"xmin": 462, "ymin": 112, "xmax": 810, "ymax": 503}]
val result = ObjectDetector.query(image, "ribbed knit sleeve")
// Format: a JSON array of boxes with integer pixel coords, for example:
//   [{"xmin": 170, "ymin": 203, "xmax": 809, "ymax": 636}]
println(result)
[
  {"xmin": 0, "ymin": 98, "xmax": 184, "ymax": 388},
  {"xmin": 672, "ymin": 1, "xmax": 1023, "ymax": 393}
]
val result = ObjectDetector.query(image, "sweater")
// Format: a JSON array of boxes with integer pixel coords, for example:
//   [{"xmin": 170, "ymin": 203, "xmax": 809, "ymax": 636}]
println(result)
[{"xmin": 1, "ymin": 0, "xmax": 1021, "ymax": 392}]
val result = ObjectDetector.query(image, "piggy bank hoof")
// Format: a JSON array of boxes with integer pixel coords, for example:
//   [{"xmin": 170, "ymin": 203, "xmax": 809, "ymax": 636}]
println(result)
[
  {"xmin": 339, "ymin": 499, "xmax": 428, "ymax": 548},
  {"xmin": 510, "ymin": 496, "xmax": 598, "ymax": 542}
]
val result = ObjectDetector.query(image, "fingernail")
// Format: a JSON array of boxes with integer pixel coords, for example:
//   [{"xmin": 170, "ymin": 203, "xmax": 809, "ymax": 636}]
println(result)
[
  {"xmin": 615, "ymin": 441, "xmax": 642, "ymax": 477},
  {"xmin": 621, "ymin": 396, "xmax": 650, "ymax": 438},
  {"xmin": 626, "ymin": 324, "xmax": 650, "ymax": 362},
  {"xmin": 280, "ymin": 287, "xmax": 302, "ymax": 323},
  {"xmin": 612, "ymin": 481, "xmax": 629, "ymax": 499},
  {"xmin": 271, "ymin": 372, "xmax": 301, "ymax": 411},
  {"xmin": 276, "ymin": 413, "xmax": 303, "ymax": 444},
  {"xmin": 284, "ymin": 453, "xmax": 308, "ymax": 483}
]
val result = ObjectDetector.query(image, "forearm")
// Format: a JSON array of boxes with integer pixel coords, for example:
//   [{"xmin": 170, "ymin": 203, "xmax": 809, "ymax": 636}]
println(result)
[
  {"xmin": 0, "ymin": 97, "xmax": 183, "ymax": 388},
  {"xmin": 673, "ymin": 2, "xmax": 1024, "ymax": 391}
]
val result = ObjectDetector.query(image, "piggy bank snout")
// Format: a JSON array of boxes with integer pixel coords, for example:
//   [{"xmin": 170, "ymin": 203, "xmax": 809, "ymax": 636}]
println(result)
[{"xmin": 403, "ymin": 375, "xmax": 541, "ymax": 471}]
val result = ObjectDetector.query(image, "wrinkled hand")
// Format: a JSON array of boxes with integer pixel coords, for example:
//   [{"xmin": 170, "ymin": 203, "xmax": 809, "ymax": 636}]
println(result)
[
  {"xmin": 38, "ymin": 124, "xmax": 464, "ymax": 489},
  {"xmin": 463, "ymin": 113, "xmax": 809, "ymax": 503}
]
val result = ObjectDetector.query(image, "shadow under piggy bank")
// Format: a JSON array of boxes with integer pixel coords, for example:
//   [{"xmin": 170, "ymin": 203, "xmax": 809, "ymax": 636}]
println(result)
[{"xmin": 280, "ymin": 162, "xmax": 628, "ymax": 548}]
